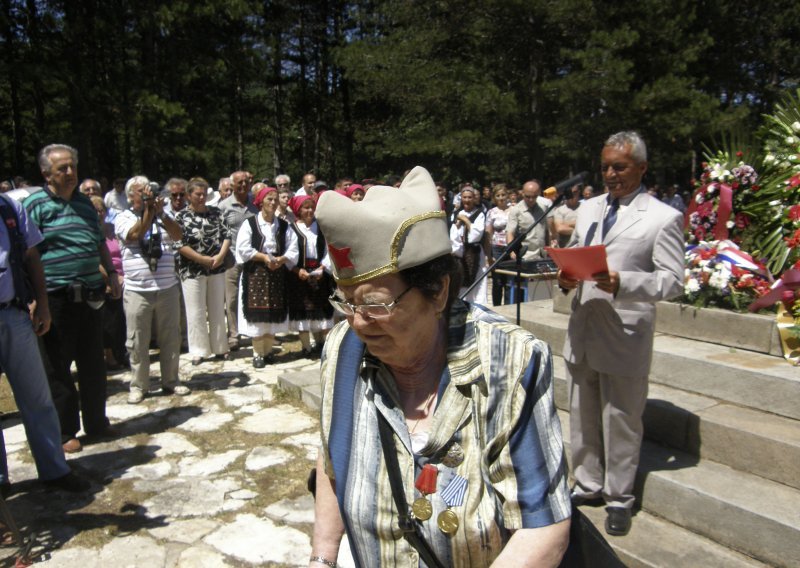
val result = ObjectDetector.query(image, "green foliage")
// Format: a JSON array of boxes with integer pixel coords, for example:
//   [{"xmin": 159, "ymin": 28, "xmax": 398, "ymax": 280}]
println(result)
[{"xmin": 1, "ymin": 0, "xmax": 799, "ymax": 191}]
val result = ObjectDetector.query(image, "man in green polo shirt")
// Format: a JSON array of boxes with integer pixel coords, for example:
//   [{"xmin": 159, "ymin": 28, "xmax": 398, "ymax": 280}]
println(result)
[{"xmin": 24, "ymin": 144, "xmax": 122, "ymax": 454}]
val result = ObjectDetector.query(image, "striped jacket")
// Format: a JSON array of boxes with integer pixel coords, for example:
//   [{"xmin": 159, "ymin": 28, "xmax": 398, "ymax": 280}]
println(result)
[{"xmin": 320, "ymin": 300, "xmax": 570, "ymax": 567}]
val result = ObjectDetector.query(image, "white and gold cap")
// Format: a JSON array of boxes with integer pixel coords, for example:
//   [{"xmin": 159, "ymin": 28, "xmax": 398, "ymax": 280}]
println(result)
[{"xmin": 316, "ymin": 166, "xmax": 449, "ymax": 286}]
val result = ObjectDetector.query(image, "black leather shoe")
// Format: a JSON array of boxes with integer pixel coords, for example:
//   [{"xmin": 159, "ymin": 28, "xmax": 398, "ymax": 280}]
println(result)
[
  {"xmin": 605, "ymin": 506, "xmax": 632, "ymax": 536},
  {"xmin": 44, "ymin": 471, "xmax": 90, "ymax": 493},
  {"xmin": 252, "ymin": 355, "xmax": 266, "ymax": 369}
]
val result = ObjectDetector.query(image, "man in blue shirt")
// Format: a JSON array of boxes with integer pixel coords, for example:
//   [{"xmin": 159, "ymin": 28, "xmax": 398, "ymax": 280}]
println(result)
[{"xmin": 0, "ymin": 192, "xmax": 89, "ymax": 493}]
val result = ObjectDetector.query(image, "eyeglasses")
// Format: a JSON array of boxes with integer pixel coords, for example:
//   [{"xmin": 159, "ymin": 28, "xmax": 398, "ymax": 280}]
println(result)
[
  {"xmin": 277, "ymin": 182, "xmax": 289, "ymax": 187},
  {"xmin": 328, "ymin": 286, "xmax": 413, "ymax": 319},
  {"xmin": 171, "ymin": 193, "xmax": 185, "ymax": 199}
]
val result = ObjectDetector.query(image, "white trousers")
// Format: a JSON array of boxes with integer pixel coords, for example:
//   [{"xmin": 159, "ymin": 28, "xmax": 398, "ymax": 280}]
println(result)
[{"xmin": 181, "ymin": 273, "xmax": 228, "ymax": 357}]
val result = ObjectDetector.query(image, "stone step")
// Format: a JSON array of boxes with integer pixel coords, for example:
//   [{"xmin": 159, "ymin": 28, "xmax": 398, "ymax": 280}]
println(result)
[
  {"xmin": 577, "ymin": 506, "xmax": 769, "ymax": 568},
  {"xmin": 552, "ymin": 358, "xmax": 800, "ymax": 491},
  {"xmin": 560, "ymin": 412, "xmax": 800, "ymax": 568},
  {"xmin": 494, "ymin": 302, "xmax": 800, "ymax": 421},
  {"xmin": 551, "ymin": 290, "xmax": 783, "ymax": 357},
  {"xmin": 277, "ymin": 369, "xmax": 322, "ymax": 410}
]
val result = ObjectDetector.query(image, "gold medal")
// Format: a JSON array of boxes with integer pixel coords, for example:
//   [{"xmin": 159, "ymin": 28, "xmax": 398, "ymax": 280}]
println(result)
[
  {"xmin": 442, "ymin": 443, "xmax": 465, "ymax": 468},
  {"xmin": 411, "ymin": 497, "xmax": 433, "ymax": 521},
  {"xmin": 437, "ymin": 509, "xmax": 459, "ymax": 535}
]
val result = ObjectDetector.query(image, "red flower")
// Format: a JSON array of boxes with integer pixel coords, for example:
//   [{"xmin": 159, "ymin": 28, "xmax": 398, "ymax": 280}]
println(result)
[
  {"xmin": 789, "ymin": 174, "xmax": 800, "ymax": 188},
  {"xmin": 732, "ymin": 181, "xmax": 740, "ymax": 190},
  {"xmin": 694, "ymin": 227, "xmax": 706, "ymax": 241},
  {"xmin": 735, "ymin": 212, "xmax": 750, "ymax": 229},
  {"xmin": 698, "ymin": 248, "xmax": 714, "ymax": 260},
  {"xmin": 752, "ymin": 184, "xmax": 760, "ymax": 192},
  {"xmin": 786, "ymin": 228, "xmax": 800, "ymax": 249},
  {"xmin": 697, "ymin": 201, "xmax": 714, "ymax": 217},
  {"xmin": 731, "ymin": 266, "xmax": 747, "ymax": 279},
  {"xmin": 789, "ymin": 205, "xmax": 800, "ymax": 222},
  {"xmin": 736, "ymin": 151, "xmax": 743, "ymax": 158}
]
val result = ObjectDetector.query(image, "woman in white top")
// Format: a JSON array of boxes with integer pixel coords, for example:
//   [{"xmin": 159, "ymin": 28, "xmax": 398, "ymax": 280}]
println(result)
[
  {"xmin": 485, "ymin": 184, "xmax": 511, "ymax": 305},
  {"xmin": 449, "ymin": 185, "xmax": 488, "ymax": 304},
  {"xmin": 286, "ymin": 195, "xmax": 335, "ymax": 356},
  {"xmin": 235, "ymin": 187, "xmax": 299, "ymax": 368}
]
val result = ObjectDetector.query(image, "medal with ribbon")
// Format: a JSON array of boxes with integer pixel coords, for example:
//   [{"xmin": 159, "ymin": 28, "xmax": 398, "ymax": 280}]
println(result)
[
  {"xmin": 412, "ymin": 464, "xmax": 438, "ymax": 521},
  {"xmin": 437, "ymin": 473, "xmax": 468, "ymax": 535}
]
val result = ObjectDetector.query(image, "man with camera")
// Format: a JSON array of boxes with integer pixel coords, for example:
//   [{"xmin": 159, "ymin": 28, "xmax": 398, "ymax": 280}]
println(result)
[
  {"xmin": 114, "ymin": 176, "xmax": 189, "ymax": 404},
  {"xmin": 23, "ymin": 144, "xmax": 122, "ymax": 454}
]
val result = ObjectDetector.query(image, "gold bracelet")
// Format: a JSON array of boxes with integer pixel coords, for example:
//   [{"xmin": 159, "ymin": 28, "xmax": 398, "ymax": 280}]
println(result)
[{"xmin": 310, "ymin": 556, "xmax": 336, "ymax": 567}]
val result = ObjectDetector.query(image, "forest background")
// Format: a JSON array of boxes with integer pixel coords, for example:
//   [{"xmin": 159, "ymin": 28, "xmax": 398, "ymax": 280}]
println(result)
[{"xmin": 2, "ymin": 0, "xmax": 799, "ymax": 190}]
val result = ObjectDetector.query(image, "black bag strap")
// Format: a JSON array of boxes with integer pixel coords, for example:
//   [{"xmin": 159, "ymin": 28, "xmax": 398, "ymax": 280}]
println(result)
[{"xmin": 376, "ymin": 411, "xmax": 445, "ymax": 568}]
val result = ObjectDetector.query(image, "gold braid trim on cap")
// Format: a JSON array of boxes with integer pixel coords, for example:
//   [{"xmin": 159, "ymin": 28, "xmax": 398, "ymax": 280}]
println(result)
[{"xmin": 332, "ymin": 210, "xmax": 446, "ymax": 286}]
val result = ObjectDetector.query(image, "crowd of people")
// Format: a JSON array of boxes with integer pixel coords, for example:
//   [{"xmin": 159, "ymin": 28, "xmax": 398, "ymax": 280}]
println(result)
[{"xmin": 1, "ymin": 132, "xmax": 683, "ymax": 565}]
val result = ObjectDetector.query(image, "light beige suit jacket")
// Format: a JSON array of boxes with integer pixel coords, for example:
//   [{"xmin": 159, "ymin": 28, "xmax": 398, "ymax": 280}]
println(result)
[{"xmin": 563, "ymin": 188, "xmax": 684, "ymax": 378}]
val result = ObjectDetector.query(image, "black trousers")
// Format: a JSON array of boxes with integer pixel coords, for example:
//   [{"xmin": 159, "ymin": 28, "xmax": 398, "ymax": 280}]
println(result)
[{"xmin": 38, "ymin": 290, "xmax": 109, "ymax": 441}]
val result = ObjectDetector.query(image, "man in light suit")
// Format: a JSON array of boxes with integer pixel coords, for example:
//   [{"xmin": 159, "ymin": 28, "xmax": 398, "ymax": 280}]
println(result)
[{"xmin": 557, "ymin": 131, "xmax": 684, "ymax": 536}]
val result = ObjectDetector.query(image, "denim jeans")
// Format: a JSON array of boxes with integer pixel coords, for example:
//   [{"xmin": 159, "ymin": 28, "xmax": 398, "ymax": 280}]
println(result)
[{"xmin": 0, "ymin": 306, "xmax": 70, "ymax": 483}]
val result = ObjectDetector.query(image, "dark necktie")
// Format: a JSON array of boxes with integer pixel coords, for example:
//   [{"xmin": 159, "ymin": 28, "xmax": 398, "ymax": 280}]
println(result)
[{"xmin": 603, "ymin": 198, "xmax": 619, "ymax": 239}]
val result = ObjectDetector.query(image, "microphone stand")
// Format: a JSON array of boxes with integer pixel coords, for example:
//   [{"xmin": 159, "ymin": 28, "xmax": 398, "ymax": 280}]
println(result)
[{"xmin": 459, "ymin": 193, "xmax": 565, "ymax": 326}]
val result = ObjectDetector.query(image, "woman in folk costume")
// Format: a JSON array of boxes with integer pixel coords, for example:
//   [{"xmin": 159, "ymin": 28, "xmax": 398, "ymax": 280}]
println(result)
[
  {"xmin": 235, "ymin": 186, "xmax": 299, "ymax": 368},
  {"xmin": 449, "ymin": 185, "xmax": 489, "ymax": 304},
  {"xmin": 287, "ymin": 195, "xmax": 335, "ymax": 356}
]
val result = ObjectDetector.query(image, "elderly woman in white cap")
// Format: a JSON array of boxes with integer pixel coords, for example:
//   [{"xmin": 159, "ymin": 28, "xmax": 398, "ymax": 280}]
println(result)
[{"xmin": 309, "ymin": 167, "xmax": 570, "ymax": 568}]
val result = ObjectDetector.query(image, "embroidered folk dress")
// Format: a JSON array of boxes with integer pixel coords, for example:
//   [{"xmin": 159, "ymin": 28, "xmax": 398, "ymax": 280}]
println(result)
[
  {"xmin": 234, "ymin": 214, "xmax": 299, "ymax": 338},
  {"xmin": 320, "ymin": 301, "xmax": 571, "ymax": 567}
]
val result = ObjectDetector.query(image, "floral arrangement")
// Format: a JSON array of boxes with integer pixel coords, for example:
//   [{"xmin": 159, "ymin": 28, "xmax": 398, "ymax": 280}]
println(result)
[
  {"xmin": 686, "ymin": 150, "xmax": 759, "ymax": 245},
  {"xmin": 680, "ymin": 240, "xmax": 770, "ymax": 311},
  {"xmin": 739, "ymin": 88, "xmax": 800, "ymax": 276}
]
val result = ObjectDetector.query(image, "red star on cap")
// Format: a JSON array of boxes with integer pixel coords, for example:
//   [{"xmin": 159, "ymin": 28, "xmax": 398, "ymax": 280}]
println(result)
[{"xmin": 328, "ymin": 243, "xmax": 354, "ymax": 270}]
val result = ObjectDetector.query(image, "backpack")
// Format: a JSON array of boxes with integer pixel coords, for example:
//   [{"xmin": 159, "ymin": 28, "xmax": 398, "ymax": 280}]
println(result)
[{"xmin": 0, "ymin": 194, "xmax": 33, "ymax": 306}]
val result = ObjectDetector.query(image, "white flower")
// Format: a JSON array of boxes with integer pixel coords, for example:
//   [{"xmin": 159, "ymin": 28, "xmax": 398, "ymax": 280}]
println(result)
[
  {"xmin": 792, "ymin": 121, "xmax": 800, "ymax": 133},
  {"xmin": 709, "ymin": 267, "xmax": 731, "ymax": 290},
  {"xmin": 726, "ymin": 220, "xmax": 735, "ymax": 229},
  {"xmin": 787, "ymin": 136, "xmax": 797, "ymax": 145},
  {"xmin": 695, "ymin": 194, "xmax": 704, "ymax": 204},
  {"xmin": 685, "ymin": 278, "xmax": 701, "ymax": 294},
  {"xmin": 706, "ymin": 184, "xmax": 716, "ymax": 195},
  {"xmin": 764, "ymin": 154, "xmax": 776, "ymax": 163}
]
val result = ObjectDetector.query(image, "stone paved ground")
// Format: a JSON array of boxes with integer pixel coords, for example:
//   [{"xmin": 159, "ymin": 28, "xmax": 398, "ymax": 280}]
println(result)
[{"xmin": 0, "ymin": 344, "xmax": 355, "ymax": 567}]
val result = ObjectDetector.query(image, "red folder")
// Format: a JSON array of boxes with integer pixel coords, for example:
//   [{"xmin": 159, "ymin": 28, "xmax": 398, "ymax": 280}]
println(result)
[{"xmin": 545, "ymin": 245, "xmax": 609, "ymax": 281}]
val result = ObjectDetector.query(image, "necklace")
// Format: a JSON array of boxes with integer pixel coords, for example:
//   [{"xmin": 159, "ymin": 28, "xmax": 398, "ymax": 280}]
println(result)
[{"xmin": 408, "ymin": 389, "xmax": 438, "ymax": 435}]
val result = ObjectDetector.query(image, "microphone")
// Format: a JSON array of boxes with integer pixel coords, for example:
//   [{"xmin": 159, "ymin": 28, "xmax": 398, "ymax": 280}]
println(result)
[{"xmin": 542, "ymin": 171, "xmax": 588, "ymax": 201}]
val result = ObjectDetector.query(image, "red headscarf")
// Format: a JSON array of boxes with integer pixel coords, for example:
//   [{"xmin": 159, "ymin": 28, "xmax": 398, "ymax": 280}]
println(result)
[
  {"xmin": 253, "ymin": 186, "xmax": 277, "ymax": 208},
  {"xmin": 289, "ymin": 194, "xmax": 314, "ymax": 218},
  {"xmin": 344, "ymin": 184, "xmax": 365, "ymax": 199}
]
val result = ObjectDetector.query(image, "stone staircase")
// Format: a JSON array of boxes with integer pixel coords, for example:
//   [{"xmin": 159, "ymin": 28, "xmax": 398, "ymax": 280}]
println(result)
[{"xmin": 278, "ymin": 295, "xmax": 800, "ymax": 567}]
